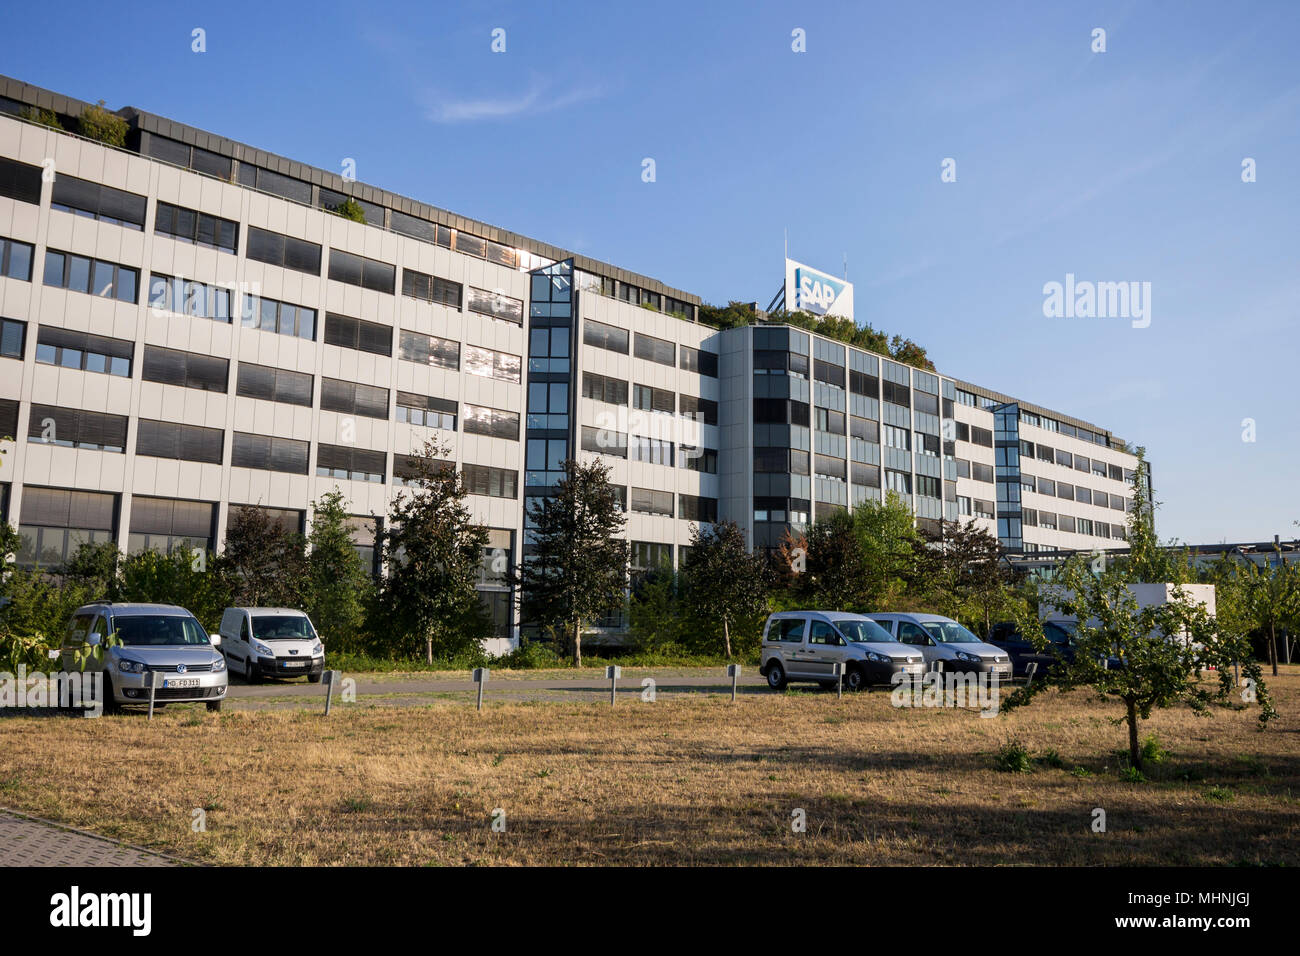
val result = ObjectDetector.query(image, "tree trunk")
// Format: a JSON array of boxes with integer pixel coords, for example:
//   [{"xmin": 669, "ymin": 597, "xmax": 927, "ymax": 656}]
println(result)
[
  {"xmin": 1126, "ymin": 698, "xmax": 1141, "ymax": 772},
  {"xmin": 426, "ymin": 633, "xmax": 433, "ymax": 666},
  {"xmin": 573, "ymin": 619, "xmax": 581, "ymax": 668},
  {"xmin": 1269, "ymin": 620, "xmax": 1279, "ymax": 677},
  {"xmin": 723, "ymin": 617, "xmax": 732, "ymax": 659}
]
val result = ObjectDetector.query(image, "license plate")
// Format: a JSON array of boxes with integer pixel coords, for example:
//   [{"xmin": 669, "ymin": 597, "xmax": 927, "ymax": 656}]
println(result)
[
  {"xmin": 164, "ymin": 678, "xmax": 199, "ymax": 688},
  {"xmin": 283, "ymin": 661, "xmax": 305, "ymax": 668}
]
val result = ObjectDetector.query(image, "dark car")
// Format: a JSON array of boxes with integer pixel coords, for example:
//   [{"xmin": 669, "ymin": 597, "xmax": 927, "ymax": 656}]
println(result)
[{"xmin": 988, "ymin": 620, "xmax": 1123, "ymax": 677}]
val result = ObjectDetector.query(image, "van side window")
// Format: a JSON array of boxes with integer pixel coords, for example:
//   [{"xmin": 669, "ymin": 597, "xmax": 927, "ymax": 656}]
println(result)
[
  {"xmin": 899, "ymin": 622, "xmax": 929, "ymax": 645},
  {"xmin": 777, "ymin": 618, "xmax": 805, "ymax": 642},
  {"xmin": 240, "ymin": 616, "xmax": 250, "ymax": 641},
  {"xmin": 66, "ymin": 613, "xmax": 94, "ymax": 645},
  {"xmin": 809, "ymin": 622, "xmax": 835, "ymax": 645}
]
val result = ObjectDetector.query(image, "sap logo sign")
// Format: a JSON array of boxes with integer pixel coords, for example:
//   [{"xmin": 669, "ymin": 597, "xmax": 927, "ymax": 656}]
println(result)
[{"xmin": 795, "ymin": 269, "xmax": 845, "ymax": 315}]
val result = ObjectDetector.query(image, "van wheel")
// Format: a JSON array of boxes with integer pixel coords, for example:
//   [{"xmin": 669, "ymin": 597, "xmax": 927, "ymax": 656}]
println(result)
[
  {"xmin": 307, "ymin": 672, "xmax": 322, "ymax": 684},
  {"xmin": 766, "ymin": 662, "xmax": 787, "ymax": 690},
  {"xmin": 101, "ymin": 677, "xmax": 118, "ymax": 715},
  {"xmin": 206, "ymin": 700, "xmax": 222, "ymax": 713},
  {"xmin": 245, "ymin": 658, "xmax": 260, "ymax": 684},
  {"xmin": 845, "ymin": 666, "xmax": 866, "ymax": 692}
]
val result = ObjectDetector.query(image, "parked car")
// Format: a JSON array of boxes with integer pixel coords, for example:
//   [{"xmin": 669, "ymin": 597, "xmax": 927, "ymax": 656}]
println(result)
[
  {"xmin": 759, "ymin": 610, "xmax": 925, "ymax": 691},
  {"xmin": 60, "ymin": 602, "xmax": 228, "ymax": 712},
  {"xmin": 865, "ymin": 612, "xmax": 1013, "ymax": 680},
  {"xmin": 218, "ymin": 608, "xmax": 325, "ymax": 683},
  {"xmin": 988, "ymin": 620, "xmax": 1123, "ymax": 676}
]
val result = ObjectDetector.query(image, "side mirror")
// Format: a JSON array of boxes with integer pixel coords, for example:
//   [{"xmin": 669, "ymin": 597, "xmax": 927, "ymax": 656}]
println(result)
[
  {"xmin": 87, "ymin": 632, "xmax": 103, "ymax": 647},
  {"xmin": 210, "ymin": 634, "xmax": 222, "ymax": 647}
]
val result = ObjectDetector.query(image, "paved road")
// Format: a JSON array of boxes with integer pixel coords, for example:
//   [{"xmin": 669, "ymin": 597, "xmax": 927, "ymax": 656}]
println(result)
[
  {"xmin": 228, "ymin": 672, "xmax": 771, "ymax": 702},
  {"xmin": 0, "ymin": 810, "xmax": 181, "ymax": 867}
]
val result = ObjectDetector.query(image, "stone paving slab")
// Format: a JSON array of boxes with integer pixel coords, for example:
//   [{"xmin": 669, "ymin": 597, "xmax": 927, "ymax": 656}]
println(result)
[{"xmin": 0, "ymin": 810, "xmax": 181, "ymax": 867}]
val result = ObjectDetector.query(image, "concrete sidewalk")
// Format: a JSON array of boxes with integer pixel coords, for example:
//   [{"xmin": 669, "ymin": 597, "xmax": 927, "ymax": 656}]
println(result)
[{"xmin": 0, "ymin": 810, "xmax": 184, "ymax": 867}]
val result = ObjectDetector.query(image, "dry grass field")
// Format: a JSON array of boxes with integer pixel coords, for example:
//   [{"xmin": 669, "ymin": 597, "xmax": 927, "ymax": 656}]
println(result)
[{"xmin": 1, "ymin": 668, "xmax": 1296, "ymax": 866}]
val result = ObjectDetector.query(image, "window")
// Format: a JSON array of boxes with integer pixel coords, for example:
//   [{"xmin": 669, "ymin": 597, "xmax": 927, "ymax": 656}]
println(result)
[
  {"xmin": 390, "ymin": 211, "xmax": 445, "ymax": 245},
  {"xmin": 1023, "ymin": 508, "xmax": 1038, "ymax": 527},
  {"xmin": 882, "ymin": 380, "xmax": 910, "ymax": 407},
  {"xmin": 141, "ymin": 346, "xmax": 227, "ymax": 392},
  {"xmin": 957, "ymin": 496, "xmax": 971, "ymax": 516},
  {"xmin": 397, "ymin": 392, "xmax": 457, "ymax": 430},
  {"xmin": 634, "ymin": 332, "xmax": 675, "ymax": 366},
  {"xmin": 882, "ymin": 425, "xmax": 911, "ymax": 450},
  {"xmin": 885, "ymin": 469, "xmax": 912, "ymax": 495},
  {"xmin": 463, "ymin": 463, "xmax": 518, "ymax": 499},
  {"xmin": 466, "ymin": 286, "xmax": 524, "ymax": 325},
  {"xmin": 1055, "ymin": 449, "xmax": 1073, "ymax": 468},
  {"xmin": 464, "ymin": 405, "xmax": 520, "ymax": 441},
  {"xmin": 914, "ymin": 391, "xmax": 939, "ymax": 416},
  {"xmin": 774, "ymin": 618, "xmax": 806, "ymax": 643},
  {"xmin": 0, "ymin": 157, "xmax": 43, "ymax": 206},
  {"xmin": 128, "ymin": 497, "xmax": 216, "ymax": 555},
  {"xmin": 632, "ymin": 383, "xmax": 675, "ymax": 415},
  {"xmin": 245, "ymin": 226, "xmax": 321, "ymax": 275},
  {"xmin": 464, "ymin": 345, "xmax": 521, "ymax": 383},
  {"xmin": 1020, "ymin": 474, "xmax": 1037, "ymax": 494},
  {"xmin": 754, "ymin": 448, "xmax": 809, "ymax": 474},
  {"xmin": 1057, "ymin": 482, "xmax": 1074, "ymax": 500},
  {"xmin": 1078, "ymin": 518, "xmax": 1094, "ymax": 536},
  {"xmin": 974, "ymin": 499, "xmax": 995, "ymax": 519},
  {"xmin": 51, "ymin": 175, "xmax": 146, "ymax": 229},
  {"xmin": 679, "ymin": 345, "xmax": 718, "ymax": 377},
  {"xmin": 852, "ymin": 462, "xmax": 881, "ymax": 487},
  {"xmin": 401, "ymin": 268, "xmax": 462, "ymax": 308},
  {"xmin": 27, "ymin": 404, "xmax": 127, "ymax": 452},
  {"xmin": 1038, "ymin": 478, "xmax": 1056, "ymax": 497},
  {"xmin": 584, "ymin": 319, "xmax": 629, "ymax": 354},
  {"xmin": 35, "ymin": 327, "xmax": 133, "ymax": 376},
  {"xmin": 814, "ymin": 454, "xmax": 846, "ymax": 481},
  {"xmin": 1040, "ymin": 512, "xmax": 1057, "ymax": 530},
  {"xmin": 0, "ymin": 236, "xmax": 34, "ymax": 280},
  {"xmin": 16, "ymin": 487, "xmax": 117, "ymax": 567},
  {"xmin": 528, "ymin": 325, "xmax": 570, "ymax": 373},
  {"xmin": 321, "ymin": 378, "xmax": 389, "ymax": 419},
  {"xmin": 682, "ymin": 447, "xmax": 718, "ymax": 473},
  {"xmin": 147, "ymin": 274, "xmax": 233, "ymax": 323},
  {"xmin": 813, "ymin": 359, "xmax": 845, "ymax": 388},
  {"xmin": 815, "ymin": 407, "xmax": 846, "ymax": 435},
  {"xmin": 754, "ymin": 350, "xmax": 809, "ymax": 378},
  {"xmin": 753, "ymin": 398, "xmax": 810, "ymax": 426},
  {"xmin": 317, "ymin": 189, "xmax": 384, "ymax": 225},
  {"xmin": 1037, "ymin": 443, "xmax": 1054, "ymax": 462},
  {"xmin": 324, "ymin": 313, "xmax": 392, "ymax": 356},
  {"xmin": 972, "ymin": 462, "xmax": 994, "ymax": 483},
  {"xmin": 0, "ymin": 398, "xmax": 16, "ymax": 438},
  {"xmin": 239, "ymin": 165, "xmax": 312, "ymax": 203},
  {"xmin": 231, "ymin": 432, "xmax": 310, "ymax": 474},
  {"xmin": 242, "ymin": 294, "xmax": 317, "ymax": 340},
  {"xmin": 154, "ymin": 201, "xmax": 238, "ymax": 252},
  {"xmin": 956, "ymin": 389, "xmax": 977, "ymax": 407},
  {"xmin": 956, "ymin": 458, "xmax": 971, "ymax": 479},
  {"xmin": 228, "ymin": 505, "xmax": 304, "ymax": 535},
  {"xmin": 527, "ymin": 381, "xmax": 569, "ymax": 429},
  {"xmin": 1110, "ymin": 493, "xmax": 1125, "ymax": 511},
  {"xmin": 582, "ymin": 425, "xmax": 628, "ymax": 458},
  {"xmin": 916, "ymin": 474, "xmax": 941, "ymax": 498},
  {"xmin": 1074, "ymin": 454, "xmax": 1090, "ymax": 473},
  {"xmin": 629, "ymin": 435, "xmax": 675, "ymax": 466},
  {"xmin": 0, "ymin": 318, "xmax": 26, "ymax": 359},
  {"xmin": 236, "ymin": 363, "xmax": 313, "ymax": 406},
  {"xmin": 317, "ymin": 444, "xmax": 386, "ymax": 483},
  {"xmin": 44, "ymin": 250, "xmax": 138, "ymax": 302},
  {"xmin": 631, "ymin": 487, "xmax": 674, "ymax": 517},
  {"xmin": 1076, "ymin": 487, "xmax": 1093, "ymax": 505},
  {"xmin": 678, "ymin": 394, "xmax": 718, "ymax": 426},
  {"xmin": 917, "ymin": 432, "xmax": 940, "ymax": 457},
  {"xmin": 135, "ymin": 419, "xmax": 224, "ymax": 464},
  {"xmin": 1059, "ymin": 515, "xmax": 1077, "ymax": 534},
  {"xmin": 678, "ymin": 494, "xmax": 718, "ymax": 522},
  {"xmin": 398, "ymin": 330, "xmax": 460, "ymax": 370},
  {"xmin": 969, "ymin": 426, "xmax": 994, "ymax": 448},
  {"xmin": 1092, "ymin": 460, "xmax": 1108, "ymax": 478},
  {"xmin": 582, "ymin": 372, "xmax": 627, "ymax": 406},
  {"xmin": 850, "ymin": 416, "xmax": 879, "ymax": 443},
  {"xmin": 328, "ymin": 250, "xmax": 396, "ymax": 294}
]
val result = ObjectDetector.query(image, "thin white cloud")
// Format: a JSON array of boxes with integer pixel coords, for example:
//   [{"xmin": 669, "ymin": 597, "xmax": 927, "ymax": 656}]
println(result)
[{"xmin": 424, "ymin": 80, "xmax": 604, "ymax": 123}]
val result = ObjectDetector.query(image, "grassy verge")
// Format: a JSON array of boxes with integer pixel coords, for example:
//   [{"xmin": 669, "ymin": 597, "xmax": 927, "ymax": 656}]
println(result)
[{"xmin": 0, "ymin": 669, "xmax": 1294, "ymax": 866}]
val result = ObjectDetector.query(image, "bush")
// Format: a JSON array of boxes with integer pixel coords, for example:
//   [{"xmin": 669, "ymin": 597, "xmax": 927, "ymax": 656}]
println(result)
[
  {"xmin": 78, "ymin": 100, "xmax": 128, "ymax": 148},
  {"xmin": 995, "ymin": 739, "xmax": 1033, "ymax": 773},
  {"xmin": 332, "ymin": 198, "xmax": 367, "ymax": 223},
  {"xmin": 490, "ymin": 641, "xmax": 562, "ymax": 669},
  {"xmin": 19, "ymin": 107, "xmax": 63, "ymax": 131}
]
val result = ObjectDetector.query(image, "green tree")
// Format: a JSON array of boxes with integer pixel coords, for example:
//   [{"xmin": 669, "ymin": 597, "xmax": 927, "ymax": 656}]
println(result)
[
  {"xmin": 118, "ymin": 547, "xmax": 230, "ymax": 633},
  {"xmin": 680, "ymin": 520, "xmax": 770, "ymax": 658},
  {"xmin": 376, "ymin": 441, "xmax": 490, "ymax": 664},
  {"xmin": 78, "ymin": 100, "xmax": 128, "ymax": 148},
  {"xmin": 61, "ymin": 540, "xmax": 122, "ymax": 600},
  {"xmin": 1239, "ymin": 553, "xmax": 1300, "ymax": 677},
  {"xmin": 19, "ymin": 107, "xmax": 63, "ymax": 131},
  {"xmin": 853, "ymin": 492, "xmax": 923, "ymax": 608},
  {"xmin": 222, "ymin": 506, "xmax": 307, "ymax": 607},
  {"xmin": 800, "ymin": 509, "xmax": 870, "ymax": 611},
  {"xmin": 302, "ymin": 489, "xmax": 372, "ymax": 653},
  {"xmin": 628, "ymin": 569, "xmax": 686, "ymax": 653},
  {"xmin": 515, "ymin": 459, "xmax": 628, "ymax": 666},
  {"xmin": 333, "ymin": 197, "xmax": 367, "ymax": 223},
  {"xmin": 915, "ymin": 519, "xmax": 1022, "ymax": 635}
]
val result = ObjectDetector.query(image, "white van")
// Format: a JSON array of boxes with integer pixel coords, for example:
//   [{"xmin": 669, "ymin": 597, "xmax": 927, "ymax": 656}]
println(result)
[{"xmin": 218, "ymin": 608, "xmax": 325, "ymax": 683}]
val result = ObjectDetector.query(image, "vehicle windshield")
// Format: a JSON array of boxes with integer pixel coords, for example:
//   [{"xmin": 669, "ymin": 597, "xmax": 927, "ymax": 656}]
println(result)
[
  {"xmin": 1045, "ymin": 621, "xmax": 1077, "ymax": 645},
  {"xmin": 113, "ymin": 615, "xmax": 210, "ymax": 647},
  {"xmin": 253, "ymin": 616, "xmax": 316, "ymax": 641},
  {"xmin": 835, "ymin": 619, "xmax": 898, "ymax": 643},
  {"xmin": 921, "ymin": 621, "xmax": 983, "ymax": 644}
]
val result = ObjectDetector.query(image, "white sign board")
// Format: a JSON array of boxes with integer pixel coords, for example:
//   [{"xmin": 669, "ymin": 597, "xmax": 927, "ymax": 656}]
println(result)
[{"xmin": 785, "ymin": 258, "xmax": 854, "ymax": 319}]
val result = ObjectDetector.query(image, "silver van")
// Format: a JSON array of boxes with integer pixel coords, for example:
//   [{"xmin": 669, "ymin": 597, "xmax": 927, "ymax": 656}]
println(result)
[
  {"xmin": 759, "ymin": 611, "xmax": 924, "ymax": 691},
  {"xmin": 866, "ymin": 612, "xmax": 1012, "ymax": 679},
  {"xmin": 60, "ymin": 603, "xmax": 228, "ymax": 712},
  {"xmin": 218, "ymin": 607, "xmax": 324, "ymax": 683}
]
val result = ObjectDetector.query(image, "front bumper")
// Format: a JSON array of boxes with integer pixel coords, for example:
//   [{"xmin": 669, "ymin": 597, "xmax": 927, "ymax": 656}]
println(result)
[
  {"xmin": 113, "ymin": 671, "xmax": 228, "ymax": 703},
  {"xmin": 863, "ymin": 660, "xmax": 926, "ymax": 685},
  {"xmin": 946, "ymin": 659, "xmax": 1014, "ymax": 680},
  {"xmin": 253, "ymin": 655, "xmax": 325, "ymax": 679}
]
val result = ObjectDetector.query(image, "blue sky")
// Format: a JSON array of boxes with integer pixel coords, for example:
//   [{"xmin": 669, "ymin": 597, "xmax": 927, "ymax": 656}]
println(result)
[{"xmin": 4, "ymin": 0, "xmax": 1298, "ymax": 544}]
